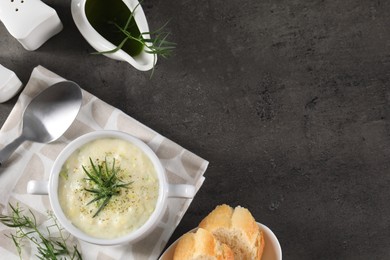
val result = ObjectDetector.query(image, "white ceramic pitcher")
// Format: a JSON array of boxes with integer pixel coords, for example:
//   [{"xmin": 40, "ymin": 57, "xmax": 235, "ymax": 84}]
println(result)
[{"xmin": 71, "ymin": 0, "xmax": 156, "ymax": 71}]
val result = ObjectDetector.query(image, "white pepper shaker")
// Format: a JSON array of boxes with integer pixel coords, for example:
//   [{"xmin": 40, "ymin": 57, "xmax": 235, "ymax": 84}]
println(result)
[
  {"xmin": 0, "ymin": 0, "xmax": 63, "ymax": 51},
  {"xmin": 0, "ymin": 65, "xmax": 23, "ymax": 103}
]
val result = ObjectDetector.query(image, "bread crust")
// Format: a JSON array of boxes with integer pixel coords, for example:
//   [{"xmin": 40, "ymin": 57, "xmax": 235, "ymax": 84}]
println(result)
[
  {"xmin": 173, "ymin": 204, "xmax": 264, "ymax": 260},
  {"xmin": 173, "ymin": 228, "xmax": 234, "ymax": 260},
  {"xmin": 199, "ymin": 204, "xmax": 265, "ymax": 260}
]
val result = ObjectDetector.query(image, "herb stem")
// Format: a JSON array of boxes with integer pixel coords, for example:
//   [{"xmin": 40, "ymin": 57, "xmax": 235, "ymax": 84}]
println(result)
[
  {"xmin": 93, "ymin": 2, "xmax": 175, "ymax": 76},
  {"xmin": 83, "ymin": 157, "xmax": 131, "ymax": 218},
  {"xmin": 0, "ymin": 203, "xmax": 82, "ymax": 260}
]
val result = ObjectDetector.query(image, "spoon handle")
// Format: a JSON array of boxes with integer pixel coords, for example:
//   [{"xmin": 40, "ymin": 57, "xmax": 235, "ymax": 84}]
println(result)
[{"xmin": 0, "ymin": 136, "xmax": 25, "ymax": 166}]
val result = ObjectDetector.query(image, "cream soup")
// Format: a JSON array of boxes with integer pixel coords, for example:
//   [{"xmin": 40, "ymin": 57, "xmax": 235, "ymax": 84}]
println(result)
[{"xmin": 58, "ymin": 138, "xmax": 159, "ymax": 239}]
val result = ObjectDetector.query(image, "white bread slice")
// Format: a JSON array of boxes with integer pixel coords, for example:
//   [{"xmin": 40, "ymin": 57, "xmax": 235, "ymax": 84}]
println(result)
[
  {"xmin": 173, "ymin": 228, "xmax": 234, "ymax": 260},
  {"xmin": 199, "ymin": 204, "xmax": 265, "ymax": 260}
]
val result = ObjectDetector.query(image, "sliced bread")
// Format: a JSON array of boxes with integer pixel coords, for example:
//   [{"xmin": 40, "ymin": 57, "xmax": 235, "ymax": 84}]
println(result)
[
  {"xmin": 199, "ymin": 204, "xmax": 264, "ymax": 260},
  {"xmin": 173, "ymin": 227, "xmax": 234, "ymax": 260}
]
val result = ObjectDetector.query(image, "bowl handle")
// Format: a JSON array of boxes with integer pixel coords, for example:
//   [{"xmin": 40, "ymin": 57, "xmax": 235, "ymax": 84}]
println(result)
[
  {"xmin": 27, "ymin": 180, "xmax": 49, "ymax": 195},
  {"xmin": 168, "ymin": 184, "xmax": 195, "ymax": 198}
]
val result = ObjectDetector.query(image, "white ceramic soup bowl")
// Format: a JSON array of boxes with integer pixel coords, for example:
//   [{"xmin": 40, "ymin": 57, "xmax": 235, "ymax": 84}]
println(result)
[
  {"xmin": 71, "ymin": 0, "xmax": 156, "ymax": 71},
  {"xmin": 28, "ymin": 130, "xmax": 195, "ymax": 245}
]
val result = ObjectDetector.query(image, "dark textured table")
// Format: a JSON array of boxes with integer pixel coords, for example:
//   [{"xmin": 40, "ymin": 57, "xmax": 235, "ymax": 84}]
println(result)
[{"xmin": 1, "ymin": 0, "xmax": 390, "ymax": 259}]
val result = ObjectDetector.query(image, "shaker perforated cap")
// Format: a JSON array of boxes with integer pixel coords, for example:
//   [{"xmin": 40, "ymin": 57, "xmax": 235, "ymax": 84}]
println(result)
[
  {"xmin": 0, "ymin": 65, "xmax": 23, "ymax": 103},
  {"xmin": 0, "ymin": 0, "xmax": 63, "ymax": 51}
]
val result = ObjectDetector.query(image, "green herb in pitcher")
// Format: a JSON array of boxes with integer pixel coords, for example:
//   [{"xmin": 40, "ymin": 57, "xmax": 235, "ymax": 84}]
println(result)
[
  {"xmin": 85, "ymin": 0, "xmax": 144, "ymax": 56},
  {"xmin": 85, "ymin": 0, "xmax": 175, "ymax": 60}
]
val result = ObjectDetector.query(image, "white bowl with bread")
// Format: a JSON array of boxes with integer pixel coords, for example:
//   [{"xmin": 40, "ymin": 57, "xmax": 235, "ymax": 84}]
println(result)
[{"xmin": 159, "ymin": 204, "xmax": 282, "ymax": 260}]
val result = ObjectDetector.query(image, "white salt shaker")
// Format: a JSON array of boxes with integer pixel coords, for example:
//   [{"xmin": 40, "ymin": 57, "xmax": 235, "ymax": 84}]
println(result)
[
  {"xmin": 0, "ymin": 65, "xmax": 23, "ymax": 103},
  {"xmin": 0, "ymin": 0, "xmax": 63, "ymax": 51}
]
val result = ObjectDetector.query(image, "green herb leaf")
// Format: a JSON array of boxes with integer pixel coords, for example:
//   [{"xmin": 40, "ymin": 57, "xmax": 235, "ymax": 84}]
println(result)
[
  {"xmin": 83, "ymin": 157, "xmax": 131, "ymax": 217},
  {"xmin": 0, "ymin": 203, "xmax": 82, "ymax": 260},
  {"xmin": 93, "ymin": 2, "xmax": 176, "ymax": 77}
]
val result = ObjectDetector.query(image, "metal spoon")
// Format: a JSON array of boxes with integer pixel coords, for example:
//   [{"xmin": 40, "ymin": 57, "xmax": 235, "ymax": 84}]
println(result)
[{"xmin": 0, "ymin": 81, "xmax": 83, "ymax": 166}]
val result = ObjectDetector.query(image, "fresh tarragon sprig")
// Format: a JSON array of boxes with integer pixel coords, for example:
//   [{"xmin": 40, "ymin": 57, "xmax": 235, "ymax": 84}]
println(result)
[
  {"xmin": 83, "ymin": 157, "xmax": 131, "ymax": 218},
  {"xmin": 0, "ymin": 203, "xmax": 82, "ymax": 260},
  {"xmin": 95, "ymin": 2, "xmax": 176, "ymax": 77}
]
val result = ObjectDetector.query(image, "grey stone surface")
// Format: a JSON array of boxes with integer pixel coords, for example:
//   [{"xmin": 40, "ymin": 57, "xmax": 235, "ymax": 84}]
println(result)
[{"xmin": 1, "ymin": 0, "xmax": 390, "ymax": 259}]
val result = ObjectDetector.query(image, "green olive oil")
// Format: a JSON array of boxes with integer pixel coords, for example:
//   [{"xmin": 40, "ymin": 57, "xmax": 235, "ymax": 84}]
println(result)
[{"xmin": 85, "ymin": 0, "xmax": 144, "ymax": 56}]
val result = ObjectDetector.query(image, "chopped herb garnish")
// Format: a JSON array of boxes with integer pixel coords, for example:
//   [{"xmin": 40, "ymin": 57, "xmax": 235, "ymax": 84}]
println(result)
[{"xmin": 83, "ymin": 157, "xmax": 132, "ymax": 218}]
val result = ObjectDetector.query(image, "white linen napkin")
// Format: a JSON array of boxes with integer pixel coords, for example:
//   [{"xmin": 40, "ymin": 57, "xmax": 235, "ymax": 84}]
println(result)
[{"xmin": 0, "ymin": 66, "xmax": 208, "ymax": 259}]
